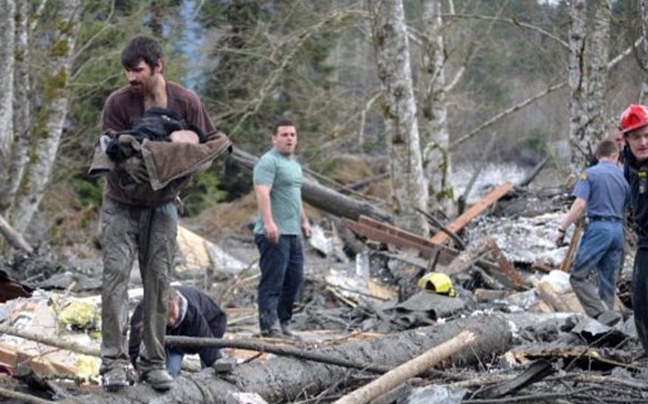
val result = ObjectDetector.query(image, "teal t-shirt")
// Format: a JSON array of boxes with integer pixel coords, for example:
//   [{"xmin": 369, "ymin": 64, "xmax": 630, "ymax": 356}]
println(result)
[{"xmin": 253, "ymin": 148, "xmax": 303, "ymax": 235}]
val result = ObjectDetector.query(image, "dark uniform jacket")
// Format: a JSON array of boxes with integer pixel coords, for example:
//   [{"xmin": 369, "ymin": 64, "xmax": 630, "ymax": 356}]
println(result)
[
  {"xmin": 129, "ymin": 285, "xmax": 227, "ymax": 367},
  {"xmin": 624, "ymin": 147, "xmax": 648, "ymax": 248}
]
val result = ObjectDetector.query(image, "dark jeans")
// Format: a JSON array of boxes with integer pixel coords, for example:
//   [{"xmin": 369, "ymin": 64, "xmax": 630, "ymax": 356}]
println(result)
[
  {"xmin": 255, "ymin": 234, "xmax": 304, "ymax": 329},
  {"xmin": 166, "ymin": 348, "xmax": 224, "ymax": 377},
  {"xmin": 633, "ymin": 248, "xmax": 648, "ymax": 354},
  {"xmin": 570, "ymin": 220, "xmax": 624, "ymax": 318}
]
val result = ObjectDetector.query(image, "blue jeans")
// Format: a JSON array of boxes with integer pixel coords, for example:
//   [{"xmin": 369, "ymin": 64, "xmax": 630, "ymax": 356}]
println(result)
[
  {"xmin": 166, "ymin": 349, "xmax": 223, "ymax": 377},
  {"xmin": 570, "ymin": 220, "xmax": 624, "ymax": 317},
  {"xmin": 255, "ymin": 234, "xmax": 304, "ymax": 329}
]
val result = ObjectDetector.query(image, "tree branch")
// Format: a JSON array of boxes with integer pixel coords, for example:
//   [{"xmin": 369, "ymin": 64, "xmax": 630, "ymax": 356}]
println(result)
[
  {"xmin": 450, "ymin": 82, "xmax": 566, "ymax": 150},
  {"xmin": 439, "ymin": 13, "xmax": 569, "ymax": 48},
  {"xmin": 0, "ymin": 214, "xmax": 33, "ymax": 253}
]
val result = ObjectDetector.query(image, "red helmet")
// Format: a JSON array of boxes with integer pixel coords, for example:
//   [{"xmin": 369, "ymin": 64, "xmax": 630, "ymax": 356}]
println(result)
[{"xmin": 619, "ymin": 104, "xmax": 648, "ymax": 134}]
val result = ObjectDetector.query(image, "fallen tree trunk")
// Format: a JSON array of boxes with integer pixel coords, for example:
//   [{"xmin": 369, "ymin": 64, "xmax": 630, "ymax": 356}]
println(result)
[
  {"xmin": 61, "ymin": 314, "xmax": 511, "ymax": 404},
  {"xmin": 229, "ymin": 147, "xmax": 391, "ymax": 222},
  {"xmin": 333, "ymin": 331, "xmax": 476, "ymax": 404}
]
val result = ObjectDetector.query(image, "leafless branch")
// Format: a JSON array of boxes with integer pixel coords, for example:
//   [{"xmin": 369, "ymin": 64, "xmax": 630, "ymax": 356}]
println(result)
[
  {"xmin": 451, "ymin": 82, "xmax": 566, "ymax": 149},
  {"xmin": 440, "ymin": 13, "xmax": 569, "ymax": 48},
  {"xmin": 71, "ymin": 0, "xmax": 116, "ymax": 62}
]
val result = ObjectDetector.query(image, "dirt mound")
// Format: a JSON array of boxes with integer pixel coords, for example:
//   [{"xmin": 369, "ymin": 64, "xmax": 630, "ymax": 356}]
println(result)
[
  {"xmin": 188, "ymin": 192, "xmax": 258, "ymax": 240},
  {"xmin": 320, "ymin": 154, "xmax": 383, "ymax": 184}
]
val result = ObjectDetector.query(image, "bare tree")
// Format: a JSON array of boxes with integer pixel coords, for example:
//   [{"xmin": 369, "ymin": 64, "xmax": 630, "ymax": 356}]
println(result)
[
  {"xmin": 8, "ymin": 0, "xmax": 82, "ymax": 234},
  {"xmin": 584, "ymin": 0, "xmax": 611, "ymax": 152},
  {"xmin": 8, "ymin": 0, "xmax": 31, "ymax": 211},
  {"xmin": 0, "ymin": 0, "xmax": 16, "ymax": 211},
  {"xmin": 567, "ymin": 0, "xmax": 587, "ymax": 167},
  {"xmin": 369, "ymin": 0, "xmax": 429, "ymax": 235},
  {"xmin": 641, "ymin": 0, "xmax": 648, "ymax": 105},
  {"xmin": 567, "ymin": 0, "xmax": 611, "ymax": 167},
  {"xmin": 419, "ymin": 0, "xmax": 453, "ymax": 212}
]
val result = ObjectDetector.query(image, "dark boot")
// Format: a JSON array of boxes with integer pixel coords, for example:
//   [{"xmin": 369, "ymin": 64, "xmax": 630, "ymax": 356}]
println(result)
[
  {"xmin": 140, "ymin": 368, "xmax": 174, "ymax": 391},
  {"xmin": 259, "ymin": 310, "xmax": 282, "ymax": 338},
  {"xmin": 280, "ymin": 321, "xmax": 302, "ymax": 341}
]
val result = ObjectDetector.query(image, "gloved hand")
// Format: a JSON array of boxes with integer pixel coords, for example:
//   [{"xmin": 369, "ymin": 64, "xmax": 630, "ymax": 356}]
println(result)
[
  {"xmin": 119, "ymin": 156, "xmax": 149, "ymax": 184},
  {"xmin": 555, "ymin": 229, "xmax": 566, "ymax": 248}
]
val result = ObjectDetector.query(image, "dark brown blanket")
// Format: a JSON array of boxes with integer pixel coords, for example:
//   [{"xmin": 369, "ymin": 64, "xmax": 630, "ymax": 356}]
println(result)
[{"xmin": 88, "ymin": 134, "xmax": 232, "ymax": 191}]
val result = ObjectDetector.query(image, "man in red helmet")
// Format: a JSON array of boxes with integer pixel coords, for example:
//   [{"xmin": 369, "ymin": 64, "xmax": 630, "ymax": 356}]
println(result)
[{"xmin": 620, "ymin": 104, "xmax": 648, "ymax": 354}]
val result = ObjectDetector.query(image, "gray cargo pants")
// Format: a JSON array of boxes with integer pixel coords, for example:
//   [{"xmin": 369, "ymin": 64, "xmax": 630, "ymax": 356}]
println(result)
[{"xmin": 100, "ymin": 197, "xmax": 177, "ymax": 374}]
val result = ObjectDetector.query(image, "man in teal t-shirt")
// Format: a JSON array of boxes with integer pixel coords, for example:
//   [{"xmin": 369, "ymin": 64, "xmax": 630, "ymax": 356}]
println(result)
[{"xmin": 253, "ymin": 119, "xmax": 312, "ymax": 338}]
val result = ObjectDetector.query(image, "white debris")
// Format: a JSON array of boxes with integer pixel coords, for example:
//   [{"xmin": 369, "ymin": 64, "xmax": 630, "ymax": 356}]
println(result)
[{"xmin": 469, "ymin": 212, "xmax": 568, "ymax": 266}]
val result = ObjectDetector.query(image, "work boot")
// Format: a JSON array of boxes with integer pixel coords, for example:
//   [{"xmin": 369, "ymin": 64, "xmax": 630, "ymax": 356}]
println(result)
[
  {"xmin": 260, "ymin": 323, "xmax": 283, "ymax": 338},
  {"xmin": 259, "ymin": 310, "xmax": 282, "ymax": 338},
  {"xmin": 280, "ymin": 321, "xmax": 302, "ymax": 340},
  {"xmin": 597, "ymin": 310, "xmax": 622, "ymax": 327},
  {"xmin": 140, "ymin": 368, "xmax": 174, "ymax": 391},
  {"xmin": 102, "ymin": 366, "xmax": 129, "ymax": 392}
]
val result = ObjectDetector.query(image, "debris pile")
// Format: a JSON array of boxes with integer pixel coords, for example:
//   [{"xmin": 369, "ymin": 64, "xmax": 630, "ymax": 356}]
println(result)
[{"xmin": 0, "ymin": 180, "xmax": 646, "ymax": 404}]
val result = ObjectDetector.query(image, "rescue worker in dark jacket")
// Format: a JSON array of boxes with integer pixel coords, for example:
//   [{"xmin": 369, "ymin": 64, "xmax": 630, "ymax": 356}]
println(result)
[
  {"xmin": 129, "ymin": 285, "xmax": 227, "ymax": 377},
  {"xmin": 556, "ymin": 139, "xmax": 629, "ymax": 326},
  {"xmin": 620, "ymin": 104, "xmax": 648, "ymax": 354}
]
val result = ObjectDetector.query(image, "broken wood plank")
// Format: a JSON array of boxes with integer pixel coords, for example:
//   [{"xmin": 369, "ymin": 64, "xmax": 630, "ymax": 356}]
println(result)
[
  {"xmin": 531, "ymin": 262, "xmax": 554, "ymax": 274},
  {"xmin": 473, "ymin": 359, "xmax": 555, "ymax": 399},
  {"xmin": 359, "ymin": 216, "xmax": 460, "ymax": 258},
  {"xmin": 430, "ymin": 181, "xmax": 514, "ymax": 245},
  {"xmin": 511, "ymin": 345, "xmax": 638, "ymax": 371},
  {"xmin": 483, "ymin": 237, "xmax": 529, "ymax": 291},
  {"xmin": 445, "ymin": 244, "xmax": 490, "ymax": 275},
  {"xmin": 0, "ymin": 343, "xmax": 80, "ymax": 378},
  {"xmin": 533, "ymin": 280, "xmax": 570, "ymax": 312},
  {"xmin": 345, "ymin": 216, "xmax": 459, "ymax": 265},
  {"xmin": 560, "ymin": 216, "xmax": 585, "ymax": 272},
  {"xmin": 414, "ymin": 207, "xmax": 466, "ymax": 250},
  {"xmin": 332, "ymin": 331, "xmax": 476, "ymax": 404}
]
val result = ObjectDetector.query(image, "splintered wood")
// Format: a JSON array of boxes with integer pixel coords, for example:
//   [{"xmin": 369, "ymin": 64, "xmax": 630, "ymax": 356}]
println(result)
[
  {"xmin": 342, "ymin": 215, "xmax": 459, "ymax": 265},
  {"xmin": 430, "ymin": 181, "xmax": 514, "ymax": 245}
]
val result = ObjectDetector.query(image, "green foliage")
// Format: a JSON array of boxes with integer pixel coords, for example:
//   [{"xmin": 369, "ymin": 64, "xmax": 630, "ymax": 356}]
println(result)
[
  {"xmin": 72, "ymin": 176, "xmax": 105, "ymax": 207},
  {"xmin": 180, "ymin": 167, "xmax": 227, "ymax": 217},
  {"xmin": 200, "ymin": 0, "xmax": 349, "ymax": 159}
]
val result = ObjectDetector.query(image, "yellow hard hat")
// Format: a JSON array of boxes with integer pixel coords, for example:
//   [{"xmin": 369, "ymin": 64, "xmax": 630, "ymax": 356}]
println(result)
[{"xmin": 418, "ymin": 272, "xmax": 457, "ymax": 297}]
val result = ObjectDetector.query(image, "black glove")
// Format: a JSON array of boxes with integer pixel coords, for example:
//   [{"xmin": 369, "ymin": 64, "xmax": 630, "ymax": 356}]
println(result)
[
  {"xmin": 555, "ymin": 229, "xmax": 566, "ymax": 248},
  {"xmin": 119, "ymin": 156, "xmax": 149, "ymax": 184}
]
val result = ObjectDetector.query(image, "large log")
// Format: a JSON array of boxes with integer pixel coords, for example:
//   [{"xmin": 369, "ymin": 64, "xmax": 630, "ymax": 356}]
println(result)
[
  {"xmin": 229, "ymin": 147, "xmax": 391, "ymax": 222},
  {"xmin": 61, "ymin": 314, "xmax": 511, "ymax": 404},
  {"xmin": 333, "ymin": 331, "xmax": 476, "ymax": 404}
]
